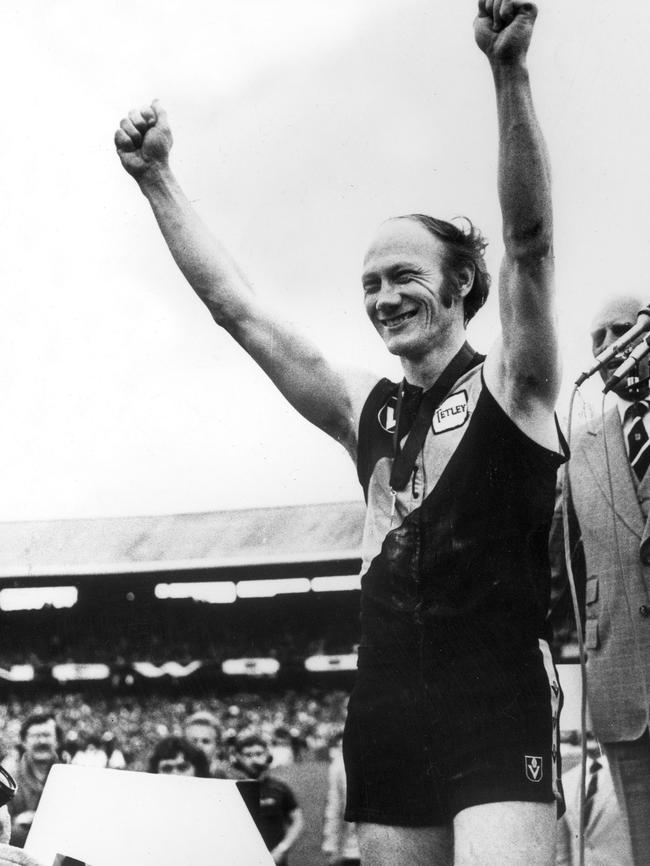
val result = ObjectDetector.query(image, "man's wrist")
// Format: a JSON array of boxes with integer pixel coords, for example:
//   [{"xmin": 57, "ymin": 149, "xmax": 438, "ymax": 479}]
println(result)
[
  {"xmin": 490, "ymin": 59, "xmax": 530, "ymax": 90},
  {"xmin": 138, "ymin": 163, "xmax": 173, "ymax": 196},
  {"xmin": 490, "ymin": 56, "xmax": 529, "ymax": 78}
]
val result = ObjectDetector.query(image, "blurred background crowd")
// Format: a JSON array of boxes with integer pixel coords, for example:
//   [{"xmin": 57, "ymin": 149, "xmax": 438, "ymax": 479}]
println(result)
[{"xmin": 0, "ymin": 689, "xmax": 349, "ymax": 773}]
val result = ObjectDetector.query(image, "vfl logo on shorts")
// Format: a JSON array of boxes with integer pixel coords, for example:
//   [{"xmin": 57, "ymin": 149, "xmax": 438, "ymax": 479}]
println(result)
[
  {"xmin": 432, "ymin": 391, "xmax": 469, "ymax": 434},
  {"xmin": 378, "ymin": 396, "xmax": 398, "ymax": 433},
  {"xmin": 525, "ymin": 755, "xmax": 543, "ymax": 783}
]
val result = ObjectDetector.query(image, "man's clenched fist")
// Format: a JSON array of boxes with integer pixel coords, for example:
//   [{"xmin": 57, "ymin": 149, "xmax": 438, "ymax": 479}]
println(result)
[
  {"xmin": 474, "ymin": 0, "xmax": 538, "ymax": 65},
  {"xmin": 114, "ymin": 99, "xmax": 173, "ymax": 180}
]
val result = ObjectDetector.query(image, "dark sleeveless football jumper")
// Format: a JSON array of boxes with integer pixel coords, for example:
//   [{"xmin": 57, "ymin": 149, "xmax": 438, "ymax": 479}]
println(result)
[{"xmin": 343, "ymin": 364, "xmax": 568, "ymax": 825}]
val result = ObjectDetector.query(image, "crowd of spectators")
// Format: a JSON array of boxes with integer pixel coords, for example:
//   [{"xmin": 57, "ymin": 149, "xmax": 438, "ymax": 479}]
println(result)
[
  {"xmin": 0, "ymin": 689, "xmax": 349, "ymax": 773},
  {"xmin": 0, "ymin": 689, "xmax": 342, "ymax": 861}
]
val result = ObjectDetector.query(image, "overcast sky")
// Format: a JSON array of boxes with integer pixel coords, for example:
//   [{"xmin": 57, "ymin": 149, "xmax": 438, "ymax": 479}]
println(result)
[{"xmin": 2, "ymin": 0, "xmax": 650, "ymax": 522}]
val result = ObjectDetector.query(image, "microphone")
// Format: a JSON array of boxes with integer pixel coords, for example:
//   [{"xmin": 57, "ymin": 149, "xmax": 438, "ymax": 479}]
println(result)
[
  {"xmin": 603, "ymin": 334, "xmax": 650, "ymax": 393},
  {"xmin": 575, "ymin": 305, "xmax": 650, "ymax": 386}
]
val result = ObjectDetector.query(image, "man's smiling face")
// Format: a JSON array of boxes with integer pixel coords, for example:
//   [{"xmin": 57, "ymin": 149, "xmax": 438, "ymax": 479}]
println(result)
[{"xmin": 362, "ymin": 218, "xmax": 462, "ymax": 361}]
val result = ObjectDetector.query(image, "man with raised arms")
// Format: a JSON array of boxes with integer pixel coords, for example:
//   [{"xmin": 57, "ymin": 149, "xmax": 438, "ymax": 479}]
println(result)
[{"xmin": 116, "ymin": 1, "xmax": 564, "ymax": 863}]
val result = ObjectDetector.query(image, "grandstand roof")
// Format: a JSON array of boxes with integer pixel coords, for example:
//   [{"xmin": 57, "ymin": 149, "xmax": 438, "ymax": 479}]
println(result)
[{"xmin": 0, "ymin": 501, "xmax": 366, "ymax": 580}]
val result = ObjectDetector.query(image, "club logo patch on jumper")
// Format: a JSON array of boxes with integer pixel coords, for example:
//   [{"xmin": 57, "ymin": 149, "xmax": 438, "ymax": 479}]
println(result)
[
  {"xmin": 378, "ymin": 396, "xmax": 398, "ymax": 433},
  {"xmin": 432, "ymin": 390, "xmax": 469, "ymax": 434},
  {"xmin": 525, "ymin": 755, "xmax": 543, "ymax": 783}
]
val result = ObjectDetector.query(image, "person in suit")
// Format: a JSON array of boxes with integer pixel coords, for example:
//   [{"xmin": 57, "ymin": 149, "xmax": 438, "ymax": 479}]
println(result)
[
  {"xmin": 551, "ymin": 294, "xmax": 650, "ymax": 864},
  {"xmin": 556, "ymin": 735, "xmax": 632, "ymax": 866}
]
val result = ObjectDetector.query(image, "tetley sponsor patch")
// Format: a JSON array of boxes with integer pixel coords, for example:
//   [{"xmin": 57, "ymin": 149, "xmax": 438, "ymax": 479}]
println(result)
[{"xmin": 432, "ymin": 390, "xmax": 469, "ymax": 434}]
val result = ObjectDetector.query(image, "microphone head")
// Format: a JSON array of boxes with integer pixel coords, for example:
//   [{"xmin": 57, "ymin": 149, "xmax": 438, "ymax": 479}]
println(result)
[
  {"xmin": 578, "ymin": 303, "xmax": 650, "ymax": 386},
  {"xmin": 604, "ymin": 352, "xmax": 650, "ymax": 399},
  {"xmin": 598, "ymin": 349, "xmax": 630, "ymax": 389}
]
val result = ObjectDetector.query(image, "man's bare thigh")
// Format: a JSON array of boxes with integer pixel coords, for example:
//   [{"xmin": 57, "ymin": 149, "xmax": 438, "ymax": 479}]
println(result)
[
  {"xmin": 454, "ymin": 801, "xmax": 556, "ymax": 866},
  {"xmin": 358, "ymin": 823, "xmax": 453, "ymax": 866},
  {"xmin": 357, "ymin": 801, "xmax": 556, "ymax": 866}
]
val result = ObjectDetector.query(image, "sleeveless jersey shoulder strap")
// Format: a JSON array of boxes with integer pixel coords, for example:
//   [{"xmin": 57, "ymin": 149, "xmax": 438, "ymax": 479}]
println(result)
[{"xmin": 356, "ymin": 378, "xmax": 398, "ymax": 500}]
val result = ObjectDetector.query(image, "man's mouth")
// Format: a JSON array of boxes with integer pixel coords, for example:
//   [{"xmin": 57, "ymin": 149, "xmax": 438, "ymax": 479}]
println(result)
[{"xmin": 381, "ymin": 310, "xmax": 417, "ymax": 329}]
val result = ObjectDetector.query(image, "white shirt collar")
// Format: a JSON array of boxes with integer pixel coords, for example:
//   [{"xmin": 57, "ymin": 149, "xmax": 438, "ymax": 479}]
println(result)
[{"xmin": 616, "ymin": 395, "xmax": 635, "ymax": 424}]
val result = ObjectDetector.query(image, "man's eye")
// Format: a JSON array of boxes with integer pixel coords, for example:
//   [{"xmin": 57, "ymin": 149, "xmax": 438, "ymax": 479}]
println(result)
[{"xmin": 394, "ymin": 272, "xmax": 413, "ymax": 284}]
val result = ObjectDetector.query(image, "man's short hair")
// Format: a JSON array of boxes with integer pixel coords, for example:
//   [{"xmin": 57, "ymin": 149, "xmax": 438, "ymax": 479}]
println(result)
[
  {"xmin": 147, "ymin": 735, "xmax": 211, "ymax": 777},
  {"xmin": 234, "ymin": 732, "xmax": 269, "ymax": 754},
  {"xmin": 399, "ymin": 214, "xmax": 491, "ymax": 324},
  {"xmin": 20, "ymin": 711, "xmax": 60, "ymax": 743},
  {"xmin": 185, "ymin": 711, "xmax": 220, "ymax": 733}
]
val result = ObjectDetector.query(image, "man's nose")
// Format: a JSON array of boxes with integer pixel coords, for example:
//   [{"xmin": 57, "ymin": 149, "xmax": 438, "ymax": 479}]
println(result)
[{"xmin": 376, "ymin": 283, "xmax": 401, "ymax": 312}]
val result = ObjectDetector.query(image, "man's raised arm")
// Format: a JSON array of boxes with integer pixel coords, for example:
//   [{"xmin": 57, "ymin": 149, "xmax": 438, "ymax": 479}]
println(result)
[
  {"xmin": 114, "ymin": 101, "xmax": 374, "ymax": 457},
  {"xmin": 475, "ymin": 1, "xmax": 561, "ymax": 445}
]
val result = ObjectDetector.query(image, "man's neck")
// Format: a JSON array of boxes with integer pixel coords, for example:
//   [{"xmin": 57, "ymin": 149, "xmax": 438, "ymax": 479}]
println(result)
[{"xmin": 400, "ymin": 333, "xmax": 468, "ymax": 390}]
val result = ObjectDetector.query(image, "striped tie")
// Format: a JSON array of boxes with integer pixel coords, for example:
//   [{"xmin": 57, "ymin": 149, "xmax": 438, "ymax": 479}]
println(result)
[
  {"xmin": 627, "ymin": 401, "xmax": 650, "ymax": 480},
  {"xmin": 583, "ymin": 758, "xmax": 601, "ymax": 827}
]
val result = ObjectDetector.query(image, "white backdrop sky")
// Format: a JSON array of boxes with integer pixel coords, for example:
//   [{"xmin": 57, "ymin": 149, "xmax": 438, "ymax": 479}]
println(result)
[{"xmin": 2, "ymin": 0, "xmax": 649, "ymax": 522}]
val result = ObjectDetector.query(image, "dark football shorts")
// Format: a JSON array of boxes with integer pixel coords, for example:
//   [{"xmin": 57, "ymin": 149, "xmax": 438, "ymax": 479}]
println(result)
[{"xmin": 343, "ymin": 639, "xmax": 564, "ymax": 826}]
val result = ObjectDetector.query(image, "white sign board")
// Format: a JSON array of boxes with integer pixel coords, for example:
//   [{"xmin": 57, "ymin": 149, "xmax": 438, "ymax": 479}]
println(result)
[{"xmin": 25, "ymin": 765, "xmax": 273, "ymax": 866}]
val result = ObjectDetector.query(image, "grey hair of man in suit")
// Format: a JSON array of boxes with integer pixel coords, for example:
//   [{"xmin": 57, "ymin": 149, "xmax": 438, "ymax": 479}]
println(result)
[{"xmin": 590, "ymin": 295, "xmax": 650, "ymax": 400}]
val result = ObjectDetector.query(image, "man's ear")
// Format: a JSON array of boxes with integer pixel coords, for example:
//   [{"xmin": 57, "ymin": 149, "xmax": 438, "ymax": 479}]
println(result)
[{"xmin": 456, "ymin": 264, "xmax": 475, "ymax": 299}]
